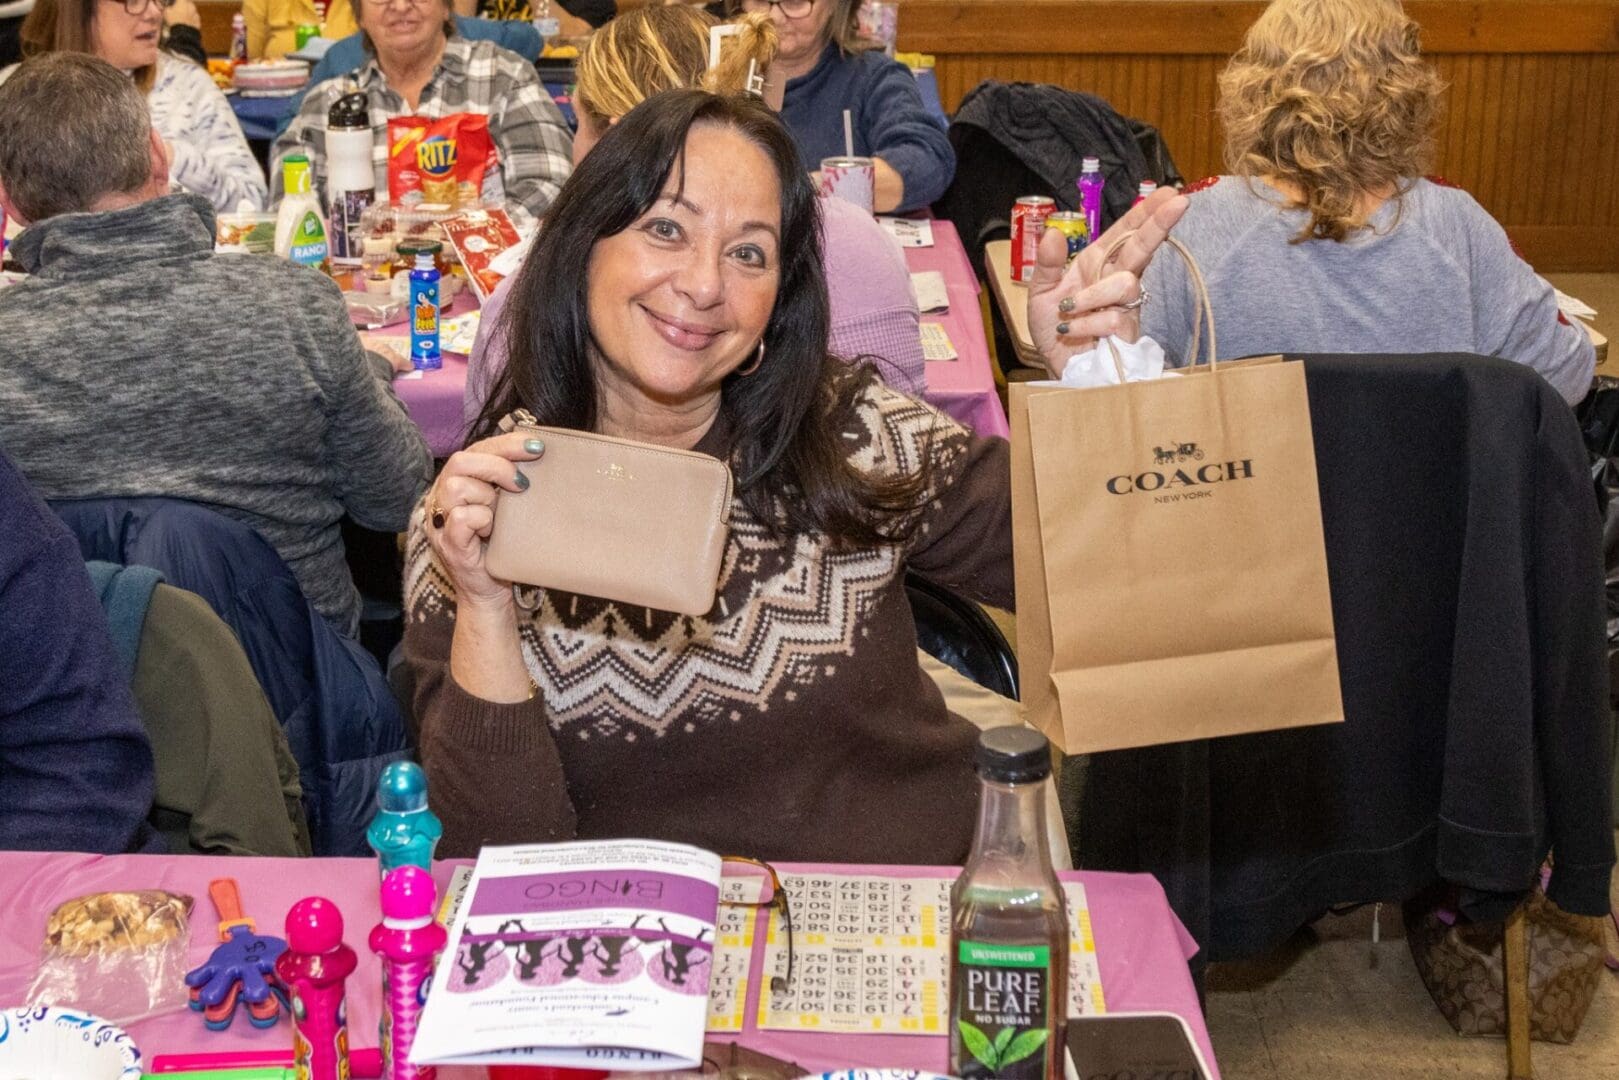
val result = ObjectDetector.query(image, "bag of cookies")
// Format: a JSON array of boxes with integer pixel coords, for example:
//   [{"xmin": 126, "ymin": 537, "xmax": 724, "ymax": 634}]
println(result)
[
  {"xmin": 387, "ymin": 114, "xmax": 494, "ymax": 210},
  {"xmin": 26, "ymin": 890, "xmax": 194, "ymax": 1024}
]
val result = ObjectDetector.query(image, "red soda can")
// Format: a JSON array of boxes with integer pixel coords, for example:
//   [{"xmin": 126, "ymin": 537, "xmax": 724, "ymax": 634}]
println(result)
[
  {"xmin": 1133, "ymin": 180, "xmax": 1158, "ymax": 206},
  {"xmin": 1010, "ymin": 195, "xmax": 1056, "ymax": 284}
]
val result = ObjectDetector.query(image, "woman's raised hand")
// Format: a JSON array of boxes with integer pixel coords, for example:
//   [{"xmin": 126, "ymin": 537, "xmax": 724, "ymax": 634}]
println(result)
[
  {"xmin": 425, "ymin": 432, "xmax": 546, "ymax": 609},
  {"xmin": 1026, "ymin": 186, "xmax": 1189, "ymax": 377}
]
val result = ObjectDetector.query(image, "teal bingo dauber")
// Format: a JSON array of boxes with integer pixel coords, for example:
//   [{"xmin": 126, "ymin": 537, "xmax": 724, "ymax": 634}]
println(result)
[{"xmin": 366, "ymin": 762, "xmax": 443, "ymax": 878}]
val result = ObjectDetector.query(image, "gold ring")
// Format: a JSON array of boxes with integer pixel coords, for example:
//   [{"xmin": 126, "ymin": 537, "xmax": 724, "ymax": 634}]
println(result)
[{"xmin": 429, "ymin": 501, "xmax": 447, "ymax": 530}]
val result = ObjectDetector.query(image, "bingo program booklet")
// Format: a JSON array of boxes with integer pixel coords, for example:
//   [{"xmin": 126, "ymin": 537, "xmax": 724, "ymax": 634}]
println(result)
[{"xmin": 410, "ymin": 839, "xmax": 721, "ymax": 1071}]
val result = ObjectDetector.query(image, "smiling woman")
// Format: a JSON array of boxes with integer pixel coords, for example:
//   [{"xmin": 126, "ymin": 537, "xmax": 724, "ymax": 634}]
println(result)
[
  {"xmin": 5, "ymin": 0, "xmax": 267, "ymax": 211},
  {"xmin": 398, "ymin": 90, "xmax": 1016, "ymax": 863}
]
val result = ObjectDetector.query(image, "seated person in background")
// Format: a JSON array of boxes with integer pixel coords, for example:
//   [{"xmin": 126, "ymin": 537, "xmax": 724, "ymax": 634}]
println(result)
[
  {"xmin": 8, "ymin": 0, "xmax": 266, "ymax": 213},
  {"xmin": 283, "ymin": 12, "xmax": 541, "ymax": 134},
  {"xmin": 244, "ymin": 0, "xmax": 358, "ymax": 59},
  {"xmin": 0, "ymin": 448, "xmax": 158, "ymax": 855},
  {"xmin": 85, "ymin": 561, "xmax": 311, "ymax": 856},
  {"xmin": 274, "ymin": 0, "xmax": 572, "ymax": 228},
  {"xmin": 820, "ymin": 191, "xmax": 925, "ymax": 395},
  {"xmin": 1141, "ymin": 0, "xmax": 1594, "ymax": 404},
  {"xmin": 463, "ymin": 4, "xmax": 923, "ymax": 427},
  {"xmin": 159, "ymin": 0, "xmax": 205, "ymax": 67},
  {"xmin": 732, "ymin": 0, "xmax": 952, "ymax": 213},
  {"xmin": 0, "ymin": 55, "xmax": 432, "ymax": 639},
  {"xmin": 406, "ymin": 88, "xmax": 1183, "ymax": 859},
  {"xmin": 453, "ymin": 0, "xmax": 612, "ymax": 34}
]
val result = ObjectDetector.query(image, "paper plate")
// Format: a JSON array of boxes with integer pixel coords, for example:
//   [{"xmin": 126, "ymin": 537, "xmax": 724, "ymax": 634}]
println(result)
[{"xmin": 0, "ymin": 1005, "xmax": 142, "ymax": 1080}]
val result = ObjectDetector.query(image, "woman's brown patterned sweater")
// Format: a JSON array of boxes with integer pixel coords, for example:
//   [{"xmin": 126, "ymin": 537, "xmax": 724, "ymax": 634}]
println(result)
[{"xmin": 402, "ymin": 381, "xmax": 1013, "ymax": 862}]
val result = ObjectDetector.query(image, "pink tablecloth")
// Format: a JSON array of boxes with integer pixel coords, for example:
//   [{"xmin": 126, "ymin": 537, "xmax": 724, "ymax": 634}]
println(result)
[
  {"xmin": 0, "ymin": 853, "xmax": 1213, "ymax": 1079},
  {"xmin": 390, "ymin": 221, "xmax": 1009, "ymax": 459},
  {"xmin": 907, "ymin": 221, "xmax": 1010, "ymax": 440},
  {"xmin": 387, "ymin": 292, "xmax": 478, "ymax": 460}
]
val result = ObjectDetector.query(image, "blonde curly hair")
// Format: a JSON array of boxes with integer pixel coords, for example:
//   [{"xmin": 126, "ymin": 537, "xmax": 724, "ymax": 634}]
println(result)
[
  {"xmin": 574, "ymin": 4, "xmax": 778, "ymax": 135},
  {"xmin": 1218, "ymin": 0, "xmax": 1444, "ymax": 242}
]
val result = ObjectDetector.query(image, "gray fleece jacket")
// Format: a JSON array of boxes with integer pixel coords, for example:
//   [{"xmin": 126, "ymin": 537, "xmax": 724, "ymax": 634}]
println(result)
[
  {"xmin": 1143, "ymin": 176, "xmax": 1596, "ymax": 404},
  {"xmin": 0, "ymin": 193, "xmax": 431, "ymax": 634}
]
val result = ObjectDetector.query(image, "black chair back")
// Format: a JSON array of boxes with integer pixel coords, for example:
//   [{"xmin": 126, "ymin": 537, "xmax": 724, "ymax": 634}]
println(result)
[{"xmin": 906, "ymin": 571, "xmax": 1019, "ymax": 701}]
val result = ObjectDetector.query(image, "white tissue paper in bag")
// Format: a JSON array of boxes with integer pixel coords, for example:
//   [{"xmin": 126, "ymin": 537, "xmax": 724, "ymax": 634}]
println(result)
[{"xmin": 1032, "ymin": 334, "xmax": 1175, "ymax": 389}]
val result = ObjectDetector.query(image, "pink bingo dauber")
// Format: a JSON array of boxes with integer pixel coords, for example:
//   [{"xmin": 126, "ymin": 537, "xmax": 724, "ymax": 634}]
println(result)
[{"xmin": 370, "ymin": 865, "xmax": 448, "ymax": 1079}]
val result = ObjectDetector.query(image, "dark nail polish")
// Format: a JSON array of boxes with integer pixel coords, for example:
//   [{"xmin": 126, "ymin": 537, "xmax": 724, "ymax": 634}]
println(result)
[
  {"xmin": 1056, "ymin": 322, "xmax": 1070, "ymax": 336},
  {"xmin": 524, "ymin": 438, "xmax": 545, "ymax": 454},
  {"xmin": 515, "ymin": 468, "xmax": 530, "ymax": 490}
]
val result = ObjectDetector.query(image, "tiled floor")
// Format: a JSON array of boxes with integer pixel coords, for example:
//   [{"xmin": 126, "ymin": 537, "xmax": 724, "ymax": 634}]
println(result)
[{"xmin": 1204, "ymin": 835, "xmax": 1618, "ymax": 1079}]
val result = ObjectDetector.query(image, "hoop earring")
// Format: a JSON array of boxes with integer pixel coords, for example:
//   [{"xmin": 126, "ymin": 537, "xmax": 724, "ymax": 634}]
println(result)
[{"xmin": 736, "ymin": 341, "xmax": 765, "ymax": 377}]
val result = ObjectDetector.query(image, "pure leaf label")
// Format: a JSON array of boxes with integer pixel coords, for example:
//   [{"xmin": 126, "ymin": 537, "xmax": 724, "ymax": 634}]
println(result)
[
  {"xmin": 958, "ymin": 1019, "xmax": 996, "ymax": 1069},
  {"xmin": 1000, "ymin": 1029, "xmax": 1049, "ymax": 1066},
  {"xmin": 959, "ymin": 942, "xmax": 1051, "ymax": 967},
  {"xmin": 951, "ymin": 941, "xmax": 1055, "ymax": 1080}
]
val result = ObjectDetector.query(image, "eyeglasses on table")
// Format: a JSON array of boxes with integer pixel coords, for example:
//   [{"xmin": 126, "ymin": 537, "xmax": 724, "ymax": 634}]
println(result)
[{"xmin": 720, "ymin": 855, "xmax": 795, "ymax": 993}]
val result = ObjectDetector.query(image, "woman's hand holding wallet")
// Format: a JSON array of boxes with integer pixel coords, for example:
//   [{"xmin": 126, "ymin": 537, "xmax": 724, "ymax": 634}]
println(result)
[
  {"xmin": 427, "ymin": 431, "xmax": 547, "ymax": 607},
  {"xmin": 427, "ymin": 432, "xmax": 547, "ymax": 703}
]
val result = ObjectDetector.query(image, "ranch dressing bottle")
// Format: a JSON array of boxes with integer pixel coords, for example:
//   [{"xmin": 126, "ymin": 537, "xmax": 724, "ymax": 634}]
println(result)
[
  {"xmin": 949, "ymin": 727, "xmax": 1068, "ymax": 1080},
  {"xmin": 275, "ymin": 154, "xmax": 330, "ymax": 274}
]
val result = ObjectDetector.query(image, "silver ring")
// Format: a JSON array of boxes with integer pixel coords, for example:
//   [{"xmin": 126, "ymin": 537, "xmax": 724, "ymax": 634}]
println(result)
[{"xmin": 1119, "ymin": 288, "xmax": 1150, "ymax": 312}]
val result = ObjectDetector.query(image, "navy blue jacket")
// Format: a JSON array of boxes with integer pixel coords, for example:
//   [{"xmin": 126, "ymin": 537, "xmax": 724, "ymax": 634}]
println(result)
[
  {"xmin": 50, "ymin": 497, "xmax": 409, "ymax": 855},
  {"xmin": 0, "ymin": 455, "xmax": 158, "ymax": 854},
  {"xmin": 780, "ymin": 43, "xmax": 955, "ymax": 212}
]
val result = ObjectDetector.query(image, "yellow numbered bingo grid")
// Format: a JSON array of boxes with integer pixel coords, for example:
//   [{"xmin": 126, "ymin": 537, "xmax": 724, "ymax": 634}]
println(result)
[
  {"xmin": 733, "ymin": 873, "xmax": 1104, "ymax": 1035},
  {"xmin": 706, "ymin": 873, "xmax": 764, "ymax": 1033}
]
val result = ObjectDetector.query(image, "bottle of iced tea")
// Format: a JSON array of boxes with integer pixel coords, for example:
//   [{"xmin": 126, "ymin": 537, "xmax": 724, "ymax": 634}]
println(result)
[{"xmin": 949, "ymin": 727, "xmax": 1068, "ymax": 1080}]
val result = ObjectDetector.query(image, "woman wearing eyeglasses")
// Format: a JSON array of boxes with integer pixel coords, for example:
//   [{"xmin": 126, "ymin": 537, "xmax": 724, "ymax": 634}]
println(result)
[
  {"xmin": 730, "ymin": 0, "xmax": 951, "ymax": 213},
  {"xmin": 273, "ymin": 0, "xmax": 572, "ymax": 227},
  {"xmin": 8, "ymin": 0, "xmax": 268, "ymax": 212}
]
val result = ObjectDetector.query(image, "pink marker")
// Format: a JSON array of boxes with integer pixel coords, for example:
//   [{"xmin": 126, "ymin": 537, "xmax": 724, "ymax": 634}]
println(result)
[
  {"xmin": 369, "ymin": 866, "xmax": 448, "ymax": 1080},
  {"xmin": 275, "ymin": 897, "xmax": 359, "ymax": 1080},
  {"xmin": 149, "ymin": 1049, "xmax": 382, "ymax": 1075}
]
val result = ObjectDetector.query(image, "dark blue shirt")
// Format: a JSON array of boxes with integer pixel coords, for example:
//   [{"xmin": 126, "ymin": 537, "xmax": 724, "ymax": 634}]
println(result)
[
  {"xmin": 0, "ymin": 452, "xmax": 157, "ymax": 854},
  {"xmin": 779, "ymin": 43, "xmax": 955, "ymax": 213}
]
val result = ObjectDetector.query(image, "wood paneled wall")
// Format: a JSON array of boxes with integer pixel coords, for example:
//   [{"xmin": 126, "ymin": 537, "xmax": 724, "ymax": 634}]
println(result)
[{"xmin": 894, "ymin": 1, "xmax": 1619, "ymax": 271}]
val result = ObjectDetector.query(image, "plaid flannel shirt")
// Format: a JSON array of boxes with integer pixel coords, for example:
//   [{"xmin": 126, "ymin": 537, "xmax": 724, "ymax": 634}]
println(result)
[{"xmin": 272, "ymin": 38, "xmax": 572, "ymax": 229}]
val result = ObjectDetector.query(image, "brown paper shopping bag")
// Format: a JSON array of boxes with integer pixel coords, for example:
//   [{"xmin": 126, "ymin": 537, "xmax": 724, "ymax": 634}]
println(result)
[{"xmin": 1012, "ymin": 239, "xmax": 1343, "ymax": 754}]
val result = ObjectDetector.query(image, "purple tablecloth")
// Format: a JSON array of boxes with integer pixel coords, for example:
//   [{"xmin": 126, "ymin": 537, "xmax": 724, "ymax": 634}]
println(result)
[
  {"xmin": 0, "ymin": 852, "xmax": 1214, "ymax": 1079},
  {"xmin": 389, "ymin": 221, "xmax": 1008, "ymax": 459}
]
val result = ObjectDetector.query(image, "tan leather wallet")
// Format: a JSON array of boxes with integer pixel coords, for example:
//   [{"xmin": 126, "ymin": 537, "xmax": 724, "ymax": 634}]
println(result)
[{"xmin": 485, "ymin": 412, "xmax": 734, "ymax": 617}]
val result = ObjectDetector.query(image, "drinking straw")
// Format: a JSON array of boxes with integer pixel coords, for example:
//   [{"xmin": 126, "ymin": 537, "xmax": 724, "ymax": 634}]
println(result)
[{"xmin": 843, "ymin": 109, "xmax": 854, "ymax": 158}]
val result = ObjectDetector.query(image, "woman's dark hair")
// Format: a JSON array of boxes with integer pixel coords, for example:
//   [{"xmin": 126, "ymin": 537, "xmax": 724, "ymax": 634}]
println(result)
[{"xmin": 475, "ymin": 89, "xmax": 932, "ymax": 546}]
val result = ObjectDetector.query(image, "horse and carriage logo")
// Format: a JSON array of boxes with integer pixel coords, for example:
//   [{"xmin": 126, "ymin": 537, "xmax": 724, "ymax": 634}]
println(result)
[{"xmin": 1153, "ymin": 441, "xmax": 1205, "ymax": 465}]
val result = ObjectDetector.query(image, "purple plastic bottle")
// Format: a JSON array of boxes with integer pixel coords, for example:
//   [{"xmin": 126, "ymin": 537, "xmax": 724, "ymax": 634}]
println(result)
[
  {"xmin": 1077, "ymin": 156, "xmax": 1105, "ymax": 242},
  {"xmin": 275, "ymin": 897, "xmax": 359, "ymax": 1080},
  {"xmin": 369, "ymin": 866, "xmax": 448, "ymax": 1080}
]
